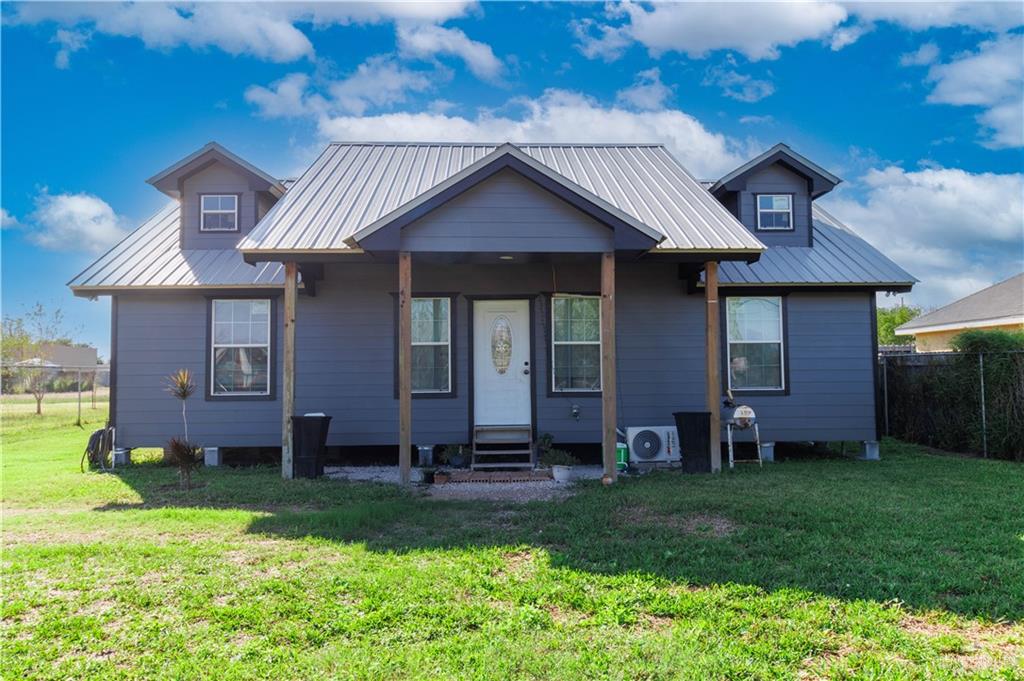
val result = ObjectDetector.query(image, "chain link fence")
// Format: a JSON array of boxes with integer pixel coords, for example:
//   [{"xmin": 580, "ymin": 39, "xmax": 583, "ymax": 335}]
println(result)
[
  {"xmin": 878, "ymin": 351, "xmax": 1024, "ymax": 461},
  {"xmin": 1, "ymin": 364, "xmax": 111, "ymax": 425}
]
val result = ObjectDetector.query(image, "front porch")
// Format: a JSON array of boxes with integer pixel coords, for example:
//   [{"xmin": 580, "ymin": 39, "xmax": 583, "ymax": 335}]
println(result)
[{"xmin": 275, "ymin": 254, "xmax": 728, "ymax": 484}]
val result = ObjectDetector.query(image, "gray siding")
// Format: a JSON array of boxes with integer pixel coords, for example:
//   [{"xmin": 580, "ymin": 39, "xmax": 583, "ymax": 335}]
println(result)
[
  {"xmin": 181, "ymin": 163, "xmax": 259, "ymax": 250},
  {"xmin": 112, "ymin": 272, "xmax": 877, "ymax": 448},
  {"xmin": 728, "ymin": 292, "xmax": 877, "ymax": 442},
  {"xmin": 400, "ymin": 169, "xmax": 615, "ymax": 253},
  {"xmin": 113, "ymin": 294, "xmax": 282, "ymax": 447},
  {"xmin": 737, "ymin": 164, "xmax": 812, "ymax": 247}
]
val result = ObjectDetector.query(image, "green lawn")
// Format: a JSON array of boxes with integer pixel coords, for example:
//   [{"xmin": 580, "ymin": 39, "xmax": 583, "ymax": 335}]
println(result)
[{"xmin": 2, "ymin": 402, "xmax": 1022, "ymax": 679}]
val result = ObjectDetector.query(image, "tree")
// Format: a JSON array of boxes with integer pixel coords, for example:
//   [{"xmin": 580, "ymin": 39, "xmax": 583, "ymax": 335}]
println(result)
[
  {"xmin": 1, "ymin": 304, "xmax": 75, "ymax": 415},
  {"xmin": 877, "ymin": 304, "xmax": 921, "ymax": 346}
]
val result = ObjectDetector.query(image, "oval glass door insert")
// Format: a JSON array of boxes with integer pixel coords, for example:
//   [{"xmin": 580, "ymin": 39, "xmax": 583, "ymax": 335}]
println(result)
[{"xmin": 491, "ymin": 316, "xmax": 512, "ymax": 374}]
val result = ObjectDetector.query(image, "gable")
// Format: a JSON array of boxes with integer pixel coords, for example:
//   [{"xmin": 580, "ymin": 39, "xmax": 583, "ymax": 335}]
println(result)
[{"xmin": 398, "ymin": 168, "xmax": 616, "ymax": 253}]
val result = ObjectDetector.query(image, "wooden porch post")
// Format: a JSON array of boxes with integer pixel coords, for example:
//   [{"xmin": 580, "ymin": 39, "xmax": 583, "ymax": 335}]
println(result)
[
  {"xmin": 282, "ymin": 261, "xmax": 297, "ymax": 480},
  {"xmin": 601, "ymin": 252, "xmax": 617, "ymax": 482},
  {"xmin": 398, "ymin": 252, "xmax": 412, "ymax": 485},
  {"xmin": 705, "ymin": 261, "xmax": 722, "ymax": 473}
]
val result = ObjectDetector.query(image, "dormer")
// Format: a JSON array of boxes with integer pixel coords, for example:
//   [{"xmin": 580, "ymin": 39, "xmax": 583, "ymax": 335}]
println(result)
[
  {"xmin": 147, "ymin": 142, "xmax": 286, "ymax": 249},
  {"xmin": 710, "ymin": 143, "xmax": 841, "ymax": 247}
]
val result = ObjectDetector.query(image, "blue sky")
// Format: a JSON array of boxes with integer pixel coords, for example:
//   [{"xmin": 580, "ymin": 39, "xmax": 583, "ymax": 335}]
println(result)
[{"xmin": 2, "ymin": 1, "xmax": 1023, "ymax": 357}]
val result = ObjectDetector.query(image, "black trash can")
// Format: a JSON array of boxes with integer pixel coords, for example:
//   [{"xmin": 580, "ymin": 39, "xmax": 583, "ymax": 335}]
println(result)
[
  {"xmin": 673, "ymin": 411, "xmax": 711, "ymax": 474},
  {"xmin": 291, "ymin": 415, "xmax": 332, "ymax": 479}
]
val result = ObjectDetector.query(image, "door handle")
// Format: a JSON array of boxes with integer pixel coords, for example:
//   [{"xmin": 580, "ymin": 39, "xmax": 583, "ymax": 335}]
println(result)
[{"xmin": 523, "ymin": 368, "xmax": 530, "ymax": 375}]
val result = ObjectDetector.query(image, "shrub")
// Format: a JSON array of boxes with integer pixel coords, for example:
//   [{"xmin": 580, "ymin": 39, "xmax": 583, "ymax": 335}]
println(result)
[
  {"xmin": 166, "ymin": 437, "xmax": 202, "ymax": 490},
  {"xmin": 883, "ymin": 331, "xmax": 1024, "ymax": 461},
  {"xmin": 539, "ymin": 448, "xmax": 579, "ymax": 467}
]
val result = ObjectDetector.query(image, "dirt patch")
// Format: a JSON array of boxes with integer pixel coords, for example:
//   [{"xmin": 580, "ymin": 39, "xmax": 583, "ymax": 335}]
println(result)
[
  {"xmin": 627, "ymin": 507, "xmax": 739, "ymax": 537},
  {"xmin": 797, "ymin": 643, "xmax": 857, "ymax": 680},
  {"xmin": 492, "ymin": 549, "xmax": 537, "ymax": 579},
  {"xmin": 901, "ymin": 615, "xmax": 1023, "ymax": 671}
]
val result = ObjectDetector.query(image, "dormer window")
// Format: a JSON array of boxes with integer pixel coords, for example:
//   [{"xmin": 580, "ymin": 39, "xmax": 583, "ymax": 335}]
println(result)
[
  {"xmin": 200, "ymin": 194, "xmax": 238, "ymax": 232},
  {"xmin": 756, "ymin": 194, "xmax": 793, "ymax": 231}
]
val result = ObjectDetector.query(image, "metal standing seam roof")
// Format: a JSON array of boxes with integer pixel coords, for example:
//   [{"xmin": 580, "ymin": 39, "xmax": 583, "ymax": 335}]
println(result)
[
  {"xmin": 714, "ymin": 205, "xmax": 917, "ymax": 287},
  {"xmin": 238, "ymin": 142, "xmax": 766, "ymax": 254},
  {"xmin": 896, "ymin": 273, "xmax": 1024, "ymax": 333},
  {"xmin": 67, "ymin": 203, "xmax": 285, "ymax": 293}
]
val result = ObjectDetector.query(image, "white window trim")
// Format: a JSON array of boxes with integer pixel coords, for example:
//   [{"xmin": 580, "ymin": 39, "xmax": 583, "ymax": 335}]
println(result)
[
  {"xmin": 551, "ymin": 294, "xmax": 602, "ymax": 393},
  {"xmin": 725, "ymin": 296, "xmax": 786, "ymax": 392},
  {"xmin": 411, "ymin": 297, "xmax": 452, "ymax": 394},
  {"xmin": 755, "ymin": 194, "xmax": 793, "ymax": 231},
  {"xmin": 210, "ymin": 298, "xmax": 271, "ymax": 397},
  {"xmin": 200, "ymin": 194, "xmax": 239, "ymax": 232}
]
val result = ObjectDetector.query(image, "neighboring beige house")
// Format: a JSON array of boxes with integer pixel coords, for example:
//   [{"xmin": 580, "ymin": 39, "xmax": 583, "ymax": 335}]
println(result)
[
  {"xmin": 33, "ymin": 343, "xmax": 98, "ymax": 368},
  {"xmin": 896, "ymin": 273, "xmax": 1024, "ymax": 351}
]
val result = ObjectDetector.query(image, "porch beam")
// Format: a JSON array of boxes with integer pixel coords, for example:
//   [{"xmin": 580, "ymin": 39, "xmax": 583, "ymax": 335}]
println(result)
[
  {"xmin": 601, "ymin": 252, "xmax": 617, "ymax": 482},
  {"xmin": 705, "ymin": 261, "xmax": 722, "ymax": 473},
  {"xmin": 398, "ymin": 251, "xmax": 412, "ymax": 485},
  {"xmin": 282, "ymin": 261, "xmax": 297, "ymax": 480}
]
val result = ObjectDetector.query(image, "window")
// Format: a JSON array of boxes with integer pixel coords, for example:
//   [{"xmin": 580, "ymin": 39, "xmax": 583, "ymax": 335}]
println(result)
[
  {"xmin": 201, "ymin": 194, "xmax": 238, "ymax": 231},
  {"xmin": 211, "ymin": 299, "xmax": 270, "ymax": 396},
  {"xmin": 726, "ymin": 296, "xmax": 785, "ymax": 391},
  {"xmin": 551, "ymin": 295, "xmax": 601, "ymax": 392},
  {"xmin": 412, "ymin": 297, "xmax": 451, "ymax": 393},
  {"xmin": 756, "ymin": 194, "xmax": 792, "ymax": 230}
]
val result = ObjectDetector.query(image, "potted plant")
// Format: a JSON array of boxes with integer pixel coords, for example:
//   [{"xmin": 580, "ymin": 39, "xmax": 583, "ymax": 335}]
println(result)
[
  {"xmin": 539, "ymin": 447, "xmax": 579, "ymax": 483},
  {"xmin": 439, "ymin": 444, "xmax": 469, "ymax": 469}
]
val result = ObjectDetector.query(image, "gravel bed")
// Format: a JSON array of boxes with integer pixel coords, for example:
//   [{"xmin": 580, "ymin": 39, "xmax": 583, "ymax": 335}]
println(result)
[{"xmin": 425, "ymin": 480, "xmax": 574, "ymax": 502}]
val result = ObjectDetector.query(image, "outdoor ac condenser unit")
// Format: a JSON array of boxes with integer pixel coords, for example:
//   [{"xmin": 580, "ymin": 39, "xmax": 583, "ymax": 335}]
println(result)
[{"xmin": 625, "ymin": 426, "xmax": 680, "ymax": 464}]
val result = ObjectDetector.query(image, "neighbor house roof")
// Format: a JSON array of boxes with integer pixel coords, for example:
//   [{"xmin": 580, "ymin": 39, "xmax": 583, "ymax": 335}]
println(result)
[
  {"xmin": 712, "ymin": 205, "xmax": 916, "ymax": 289},
  {"xmin": 239, "ymin": 142, "xmax": 766, "ymax": 257},
  {"xmin": 896, "ymin": 273, "xmax": 1024, "ymax": 335},
  {"xmin": 67, "ymin": 203, "xmax": 285, "ymax": 294}
]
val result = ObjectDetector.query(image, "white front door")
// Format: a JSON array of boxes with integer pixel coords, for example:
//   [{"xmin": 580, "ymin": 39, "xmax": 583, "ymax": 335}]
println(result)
[{"xmin": 474, "ymin": 299, "xmax": 532, "ymax": 426}]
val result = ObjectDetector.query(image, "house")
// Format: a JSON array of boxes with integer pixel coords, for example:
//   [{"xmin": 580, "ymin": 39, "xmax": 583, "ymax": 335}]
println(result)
[
  {"xmin": 895, "ymin": 273, "xmax": 1024, "ymax": 352},
  {"xmin": 36, "ymin": 343, "xmax": 99, "ymax": 369},
  {"xmin": 69, "ymin": 141, "xmax": 915, "ymax": 480}
]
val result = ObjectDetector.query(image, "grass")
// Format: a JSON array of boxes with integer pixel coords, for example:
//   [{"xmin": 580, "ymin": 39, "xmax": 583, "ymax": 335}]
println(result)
[{"xmin": 2, "ymin": 402, "xmax": 1022, "ymax": 679}]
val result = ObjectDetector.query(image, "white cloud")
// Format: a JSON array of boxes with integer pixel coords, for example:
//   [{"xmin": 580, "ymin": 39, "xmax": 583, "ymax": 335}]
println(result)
[
  {"xmin": 824, "ymin": 165, "xmax": 1024, "ymax": 307},
  {"xmin": 246, "ymin": 57, "xmax": 440, "ymax": 119},
  {"xmin": 703, "ymin": 63, "xmax": 775, "ymax": 103},
  {"xmin": 849, "ymin": 2, "xmax": 1023, "ymax": 33},
  {"xmin": 329, "ymin": 55, "xmax": 437, "ymax": 115},
  {"xmin": 27, "ymin": 190, "xmax": 130, "ymax": 254},
  {"xmin": 615, "ymin": 67, "xmax": 672, "ymax": 111},
  {"xmin": 739, "ymin": 115, "xmax": 775, "ymax": 125},
  {"xmin": 899, "ymin": 42, "xmax": 940, "ymax": 67},
  {"xmin": 315, "ymin": 88, "xmax": 753, "ymax": 178},
  {"xmin": 576, "ymin": 1, "xmax": 848, "ymax": 62},
  {"xmin": 51, "ymin": 28, "xmax": 90, "ymax": 69},
  {"xmin": 574, "ymin": 1, "xmax": 1023, "ymax": 63},
  {"xmin": 1, "ymin": 208, "xmax": 20, "ymax": 229},
  {"xmin": 11, "ymin": 1, "xmax": 477, "ymax": 65},
  {"xmin": 926, "ymin": 34, "xmax": 1024, "ymax": 148},
  {"xmin": 245, "ymin": 73, "xmax": 319, "ymax": 119},
  {"xmin": 570, "ymin": 16, "xmax": 634, "ymax": 62},
  {"xmin": 396, "ymin": 23, "xmax": 503, "ymax": 81}
]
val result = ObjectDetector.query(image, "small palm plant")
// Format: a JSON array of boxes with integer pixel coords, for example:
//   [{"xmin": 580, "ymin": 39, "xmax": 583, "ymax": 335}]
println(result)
[
  {"xmin": 164, "ymin": 369, "xmax": 200, "ymax": 489},
  {"xmin": 165, "ymin": 369, "xmax": 196, "ymax": 441}
]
